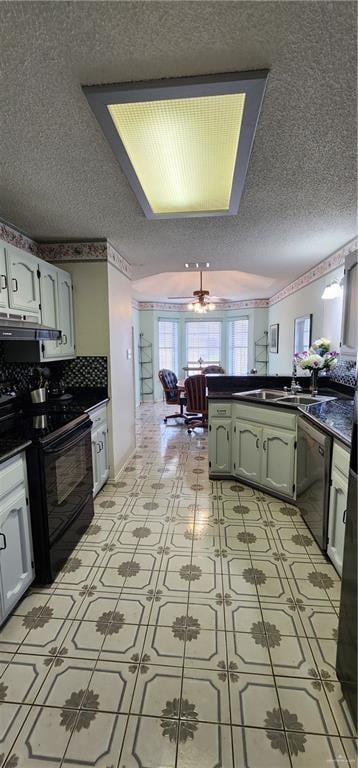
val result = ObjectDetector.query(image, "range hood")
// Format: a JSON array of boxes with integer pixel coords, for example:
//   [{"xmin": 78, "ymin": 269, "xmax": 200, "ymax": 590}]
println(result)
[{"xmin": 0, "ymin": 318, "xmax": 62, "ymax": 341}]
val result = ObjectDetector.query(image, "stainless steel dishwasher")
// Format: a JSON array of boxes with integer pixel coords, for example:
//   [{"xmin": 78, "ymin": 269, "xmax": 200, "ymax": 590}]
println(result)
[{"xmin": 296, "ymin": 415, "xmax": 332, "ymax": 550}]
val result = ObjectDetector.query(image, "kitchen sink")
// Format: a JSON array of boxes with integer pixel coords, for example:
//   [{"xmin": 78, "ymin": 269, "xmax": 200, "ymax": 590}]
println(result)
[
  {"xmin": 234, "ymin": 389, "xmax": 287, "ymax": 400},
  {"xmin": 276, "ymin": 395, "xmax": 320, "ymax": 405},
  {"xmin": 233, "ymin": 390, "xmax": 336, "ymax": 407}
]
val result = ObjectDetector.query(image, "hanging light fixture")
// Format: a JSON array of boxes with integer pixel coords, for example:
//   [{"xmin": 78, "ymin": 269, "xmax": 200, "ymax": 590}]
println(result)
[{"xmin": 185, "ymin": 271, "xmax": 217, "ymax": 312}]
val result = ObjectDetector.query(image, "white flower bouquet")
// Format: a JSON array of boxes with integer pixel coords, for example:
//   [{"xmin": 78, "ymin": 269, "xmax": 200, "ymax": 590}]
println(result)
[{"xmin": 295, "ymin": 337, "xmax": 338, "ymax": 372}]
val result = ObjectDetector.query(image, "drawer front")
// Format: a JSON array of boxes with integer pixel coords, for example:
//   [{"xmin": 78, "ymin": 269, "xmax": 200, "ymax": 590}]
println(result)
[
  {"xmin": 233, "ymin": 402, "xmax": 296, "ymax": 431},
  {"xmin": 0, "ymin": 453, "xmax": 26, "ymax": 500},
  {"xmin": 88, "ymin": 404, "xmax": 107, "ymax": 429},
  {"xmin": 332, "ymin": 440, "xmax": 350, "ymax": 479},
  {"xmin": 209, "ymin": 402, "xmax": 232, "ymax": 418}
]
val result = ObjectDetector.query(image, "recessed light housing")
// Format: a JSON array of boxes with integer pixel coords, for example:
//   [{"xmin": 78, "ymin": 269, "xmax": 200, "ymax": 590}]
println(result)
[{"xmin": 83, "ymin": 71, "xmax": 268, "ymax": 219}]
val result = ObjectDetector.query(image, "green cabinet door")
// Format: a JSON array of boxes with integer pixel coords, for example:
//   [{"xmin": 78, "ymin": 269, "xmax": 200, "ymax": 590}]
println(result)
[{"xmin": 233, "ymin": 419, "xmax": 262, "ymax": 481}]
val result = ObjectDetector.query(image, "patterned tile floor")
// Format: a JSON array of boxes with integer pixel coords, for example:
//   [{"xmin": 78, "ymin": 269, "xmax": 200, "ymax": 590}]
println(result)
[{"xmin": 0, "ymin": 403, "xmax": 357, "ymax": 767}]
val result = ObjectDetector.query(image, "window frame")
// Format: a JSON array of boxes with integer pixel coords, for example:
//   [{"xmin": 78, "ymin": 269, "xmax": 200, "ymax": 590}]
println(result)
[
  {"xmin": 229, "ymin": 316, "xmax": 249, "ymax": 375},
  {"xmin": 185, "ymin": 319, "xmax": 223, "ymax": 369},
  {"xmin": 158, "ymin": 318, "xmax": 179, "ymax": 375}
]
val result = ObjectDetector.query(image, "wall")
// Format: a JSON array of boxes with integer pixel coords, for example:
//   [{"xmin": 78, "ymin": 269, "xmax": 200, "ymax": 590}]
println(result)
[
  {"xmin": 137, "ymin": 306, "xmax": 269, "ymax": 402},
  {"xmin": 132, "ymin": 306, "xmax": 141, "ymax": 408},
  {"xmin": 107, "ymin": 262, "xmax": 135, "ymax": 477},
  {"xmin": 63, "ymin": 261, "xmax": 109, "ymax": 356},
  {"xmin": 268, "ymin": 265, "xmax": 344, "ymax": 374}
]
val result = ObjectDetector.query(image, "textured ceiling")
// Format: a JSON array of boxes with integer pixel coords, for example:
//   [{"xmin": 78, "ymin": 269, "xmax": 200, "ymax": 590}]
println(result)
[{"xmin": 0, "ymin": 1, "xmax": 356, "ymax": 292}]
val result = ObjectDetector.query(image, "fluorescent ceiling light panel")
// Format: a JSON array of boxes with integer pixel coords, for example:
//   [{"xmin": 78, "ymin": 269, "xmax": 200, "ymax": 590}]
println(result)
[
  {"xmin": 83, "ymin": 71, "xmax": 268, "ymax": 219},
  {"xmin": 107, "ymin": 95, "xmax": 245, "ymax": 214}
]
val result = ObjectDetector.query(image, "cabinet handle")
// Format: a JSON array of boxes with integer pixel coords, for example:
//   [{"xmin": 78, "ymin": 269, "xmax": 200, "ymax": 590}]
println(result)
[
  {"xmin": 343, "ymin": 509, "xmax": 347, "ymax": 524},
  {"xmin": 62, "ymin": 333, "xmax": 67, "ymax": 345},
  {"xmin": 227, "ymin": 431, "xmax": 229, "ymax": 442},
  {"xmin": 0, "ymin": 533, "xmax": 7, "ymax": 550},
  {"xmin": 1, "ymin": 274, "xmax": 7, "ymax": 289},
  {"xmin": 12, "ymin": 277, "xmax": 18, "ymax": 292},
  {"xmin": 100, "ymin": 440, "xmax": 104, "ymax": 450},
  {"xmin": 263, "ymin": 439, "xmax": 267, "ymax": 451},
  {"xmin": 96, "ymin": 442, "xmax": 101, "ymax": 454},
  {"xmin": 256, "ymin": 437, "xmax": 260, "ymax": 449}
]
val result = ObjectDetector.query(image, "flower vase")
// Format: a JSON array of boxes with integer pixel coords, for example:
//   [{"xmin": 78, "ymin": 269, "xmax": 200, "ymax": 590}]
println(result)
[{"xmin": 310, "ymin": 368, "xmax": 319, "ymax": 395}]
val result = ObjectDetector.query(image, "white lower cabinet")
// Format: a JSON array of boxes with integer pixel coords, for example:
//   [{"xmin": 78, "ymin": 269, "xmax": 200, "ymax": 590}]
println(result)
[
  {"xmin": 261, "ymin": 427, "xmax": 296, "ymax": 496},
  {"xmin": 233, "ymin": 419, "xmax": 261, "ymax": 481},
  {"xmin": 327, "ymin": 441, "xmax": 349, "ymax": 576},
  {"xmin": 89, "ymin": 404, "xmax": 109, "ymax": 497},
  {"xmin": 208, "ymin": 418, "xmax": 232, "ymax": 474},
  {"xmin": 0, "ymin": 453, "xmax": 34, "ymax": 625},
  {"xmin": 209, "ymin": 401, "xmax": 297, "ymax": 499}
]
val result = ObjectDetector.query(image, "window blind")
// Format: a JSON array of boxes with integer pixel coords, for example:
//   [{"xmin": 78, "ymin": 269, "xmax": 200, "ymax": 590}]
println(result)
[
  {"xmin": 186, "ymin": 321, "xmax": 222, "ymax": 366},
  {"xmin": 158, "ymin": 320, "xmax": 178, "ymax": 373},
  {"xmin": 230, "ymin": 318, "xmax": 249, "ymax": 374}
]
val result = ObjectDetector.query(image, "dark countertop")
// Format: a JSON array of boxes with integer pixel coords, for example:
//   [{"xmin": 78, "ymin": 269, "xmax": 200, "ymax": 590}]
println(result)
[
  {"xmin": 0, "ymin": 388, "xmax": 109, "ymax": 464},
  {"xmin": 299, "ymin": 399, "xmax": 354, "ymax": 448},
  {"xmin": 0, "ymin": 429, "xmax": 32, "ymax": 465},
  {"xmin": 207, "ymin": 382, "xmax": 353, "ymax": 447}
]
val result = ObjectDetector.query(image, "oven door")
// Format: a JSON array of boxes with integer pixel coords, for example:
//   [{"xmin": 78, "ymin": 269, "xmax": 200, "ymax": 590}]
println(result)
[{"xmin": 42, "ymin": 421, "xmax": 93, "ymax": 544}]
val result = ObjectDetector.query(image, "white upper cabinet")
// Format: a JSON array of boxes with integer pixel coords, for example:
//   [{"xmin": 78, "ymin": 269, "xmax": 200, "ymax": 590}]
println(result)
[
  {"xmin": 57, "ymin": 268, "xmax": 75, "ymax": 357},
  {"xmin": 40, "ymin": 265, "xmax": 75, "ymax": 360},
  {"xmin": 39, "ymin": 261, "xmax": 61, "ymax": 359},
  {"xmin": 5, "ymin": 244, "xmax": 40, "ymax": 315},
  {"xmin": 1, "ymin": 239, "xmax": 76, "ymax": 362}
]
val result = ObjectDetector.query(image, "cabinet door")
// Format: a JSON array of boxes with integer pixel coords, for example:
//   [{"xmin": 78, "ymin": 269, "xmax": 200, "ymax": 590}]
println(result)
[
  {"xmin": 0, "ymin": 244, "xmax": 9, "ymax": 309},
  {"xmin": 233, "ymin": 419, "xmax": 262, "ymax": 481},
  {"xmin": 209, "ymin": 418, "xmax": 231, "ymax": 474},
  {"xmin": 327, "ymin": 468, "xmax": 347, "ymax": 576},
  {"xmin": 91, "ymin": 426, "xmax": 101, "ymax": 498},
  {"xmin": 39, "ymin": 262, "xmax": 61, "ymax": 359},
  {"xmin": 57, "ymin": 270, "xmax": 75, "ymax": 357},
  {"xmin": 261, "ymin": 427, "xmax": 296, "ymax": 496},
  {"xmin": 5, "ymin": 245, "xmax": 40, "ymax": 314},
  {"xmin": 0, "ymin": 487, "xmax": 34, "ymax": 617},
  {"xmin": 98, "ymin": 425, "xmax": 109, "ymax": 487}
]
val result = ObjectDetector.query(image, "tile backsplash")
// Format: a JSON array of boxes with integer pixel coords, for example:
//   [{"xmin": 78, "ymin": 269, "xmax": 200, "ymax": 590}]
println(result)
[
  {"xmin": 0, "ymin": 344, "xmax": 107, "ymax": 392},
  {"xmin": 330, "ymin": 358, "xmax": 357, "ymax": 388}
]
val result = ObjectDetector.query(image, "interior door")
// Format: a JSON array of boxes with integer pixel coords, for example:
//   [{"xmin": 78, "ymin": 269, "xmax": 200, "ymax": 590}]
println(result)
[
  {"xmin": 233, "ymin": 419, "xmax": 262, "ymax": 481},
  {"xmin": 261, "ymin": 427, "xmax": 296, "ymax": 496},
  {"xmin": 0, "ymin": 487, "xmax": 34, "ymax": 616},
  {"xmin": 6, "ymin": 245, "xmax": 40, "ymax": 314},
  {"xmin": 0, "ymin": 245, "xmax": 9, "ymax": 309}
]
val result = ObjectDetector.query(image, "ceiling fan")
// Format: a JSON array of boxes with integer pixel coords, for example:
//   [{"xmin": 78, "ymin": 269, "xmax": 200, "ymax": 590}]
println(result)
[{"xmin": 168, "ymin": 271, "xmax": 230, "ymax": 313}]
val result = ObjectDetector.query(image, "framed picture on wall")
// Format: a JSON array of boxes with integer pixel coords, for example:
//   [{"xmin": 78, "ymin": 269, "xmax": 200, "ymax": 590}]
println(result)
[
  {"xmin": 294, "ymin": 314, "xmax": 312, "ymax": 354},
  {"xmin": 269, "ymin": 323, "xmax": 279, "ymax": 353}
]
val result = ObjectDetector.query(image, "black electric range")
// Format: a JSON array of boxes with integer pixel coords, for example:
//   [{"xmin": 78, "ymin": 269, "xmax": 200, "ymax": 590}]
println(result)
[{"xmin": 0, "ymin": 394, "xmax": 94, "ymax": 584}]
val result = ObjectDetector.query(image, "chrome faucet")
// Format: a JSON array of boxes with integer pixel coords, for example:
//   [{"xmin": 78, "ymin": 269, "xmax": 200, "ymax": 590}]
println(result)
[{"xmin": 290, "ymin": 359, "xmax": 302, "ymax": 393}]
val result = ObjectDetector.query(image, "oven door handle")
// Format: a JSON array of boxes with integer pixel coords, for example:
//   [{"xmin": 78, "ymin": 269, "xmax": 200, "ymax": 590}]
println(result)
[{"xmin": 43, "ymin": 423, "xmax": 91, "ymax": 455}]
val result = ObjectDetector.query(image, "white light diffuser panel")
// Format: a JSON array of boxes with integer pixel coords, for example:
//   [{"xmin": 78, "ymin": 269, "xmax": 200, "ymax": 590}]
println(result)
[
  {"xmin": 83, "ymin": 71, "xmax": 268, "ymax": 219},
  {"xmin": 107, "ymin": 94, "xmax": 245, "ymax": 214}
]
